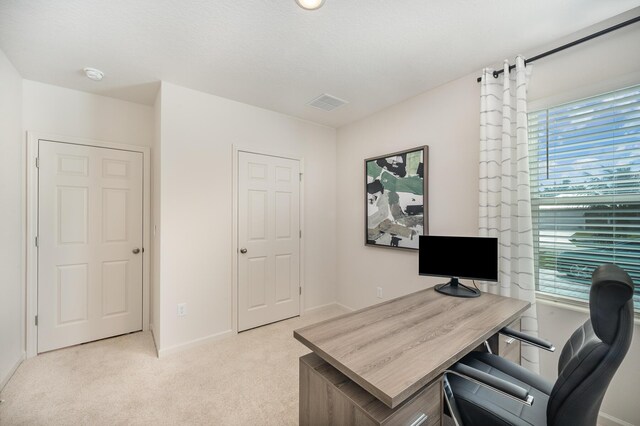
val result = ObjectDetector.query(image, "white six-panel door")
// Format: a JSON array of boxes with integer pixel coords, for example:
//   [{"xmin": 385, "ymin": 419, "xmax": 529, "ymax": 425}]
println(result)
[
  {"xmin": 38, "ymin": 141, "xmax": 144, "ymax": 353},
  {"xmin": 238, "ymin": 152, "xmax": 301, "ymax": 331}
]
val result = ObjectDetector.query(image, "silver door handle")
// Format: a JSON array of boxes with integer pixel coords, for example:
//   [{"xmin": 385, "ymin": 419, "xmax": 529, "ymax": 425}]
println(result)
[
  {"xmin": 132, "ymin": 248, "xmax": 141, "ymax": 254},
  {"xmin": 240, "ymin": 248, "xmax": 247, "ymax": 254}
]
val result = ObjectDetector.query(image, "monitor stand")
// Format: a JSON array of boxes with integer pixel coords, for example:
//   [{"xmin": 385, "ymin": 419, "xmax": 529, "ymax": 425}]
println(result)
[{"xmin": 435, "ymin": 277, "xmax": 481, "ymax": 298}]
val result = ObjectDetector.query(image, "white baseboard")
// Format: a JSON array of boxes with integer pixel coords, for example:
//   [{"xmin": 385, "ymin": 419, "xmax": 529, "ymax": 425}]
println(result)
[
  {"xmin": 334, "ymin": 302, "xmax": 355, "ymax": 312},
  {"xmin": 0, "ymin": 352, "xmax": 25, "ymax": 392},
  {"xmin": 157, "ymin": 329, "xmax": 235, "ymax": 358},
  {"xmin": 302, "ymin": 302, "xmax": 341, "ymax": 314},
  {"xmin": 598, "ymin": 412, "xmax": 634, "ymax": 426},
  {"xmin": 303, "ymin": 302, "xmax": 355, "ymax": 315},
  {"xmin": 149, "ymin": 323, "xmax": 160, "ymax": 358},
  {"xmin": 303, "ymin": 302, "xmax": 334, "ymax": 313}
]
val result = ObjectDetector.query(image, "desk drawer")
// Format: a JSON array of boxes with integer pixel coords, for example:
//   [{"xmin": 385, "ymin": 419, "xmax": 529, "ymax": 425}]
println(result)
[
  {"xmin": 385, "ymin": 378, "xmax": 441, "ymax": 426},
  {"xmin": 499, "ymin": 319, "xmax": 521, "ymax": 365}
]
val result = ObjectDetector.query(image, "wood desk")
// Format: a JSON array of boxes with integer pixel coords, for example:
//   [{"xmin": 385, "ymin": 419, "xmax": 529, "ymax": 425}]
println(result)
[{"xmin": 294, "ymin": 288, "xmax": 529, "ymax": 425}]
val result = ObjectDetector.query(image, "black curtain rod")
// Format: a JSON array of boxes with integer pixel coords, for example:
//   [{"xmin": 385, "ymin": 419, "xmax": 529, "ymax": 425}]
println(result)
[{"xmin": 476, "ymin": 14, "xmax": 640, "ymax": 83}]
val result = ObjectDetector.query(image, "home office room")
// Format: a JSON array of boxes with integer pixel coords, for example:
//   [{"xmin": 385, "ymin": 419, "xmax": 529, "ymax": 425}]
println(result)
[{"xmin": 0, "ymin": 1, "xmax": 639, "ymax": 425}]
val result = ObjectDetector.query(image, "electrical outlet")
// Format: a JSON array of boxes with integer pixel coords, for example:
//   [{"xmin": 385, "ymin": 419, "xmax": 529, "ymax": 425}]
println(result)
[
  {"xmin": 376, "ymin": 287, "xmax": 383, "ymax": 299},
  {"xmin": 177, "ymin": 303, "xmax": 187, "ymax": 317}
]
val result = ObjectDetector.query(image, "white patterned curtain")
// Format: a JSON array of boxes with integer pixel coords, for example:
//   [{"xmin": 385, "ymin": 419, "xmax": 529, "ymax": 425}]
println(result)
[{"xmin": 478, "ymin": 56, "xmax": 539, "ymax": 373}]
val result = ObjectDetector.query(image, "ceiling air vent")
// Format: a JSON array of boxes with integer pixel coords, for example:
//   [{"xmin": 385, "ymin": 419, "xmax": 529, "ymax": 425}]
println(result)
[{"xmin": 308, "ymin": 94, "xmax": 349, "ymax": 111}]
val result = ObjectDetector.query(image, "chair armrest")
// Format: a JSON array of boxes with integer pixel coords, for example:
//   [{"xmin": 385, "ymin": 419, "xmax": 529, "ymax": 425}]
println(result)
[
  {"xmin": 501, "ymin": 327, "xmax": 555, "ymax": 352},
  {"xmin": 445, "ymin": 363, "xmax": 534, "ymax": 406}
]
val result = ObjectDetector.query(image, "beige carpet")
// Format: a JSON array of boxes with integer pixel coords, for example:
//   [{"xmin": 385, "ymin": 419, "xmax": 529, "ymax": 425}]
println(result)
[{"xmin": 0, "ymin": 305, "xmax": 346, "ymax": 425}]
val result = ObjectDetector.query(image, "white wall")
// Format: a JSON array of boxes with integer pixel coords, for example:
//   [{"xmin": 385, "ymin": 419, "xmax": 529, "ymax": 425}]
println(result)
[
  {"xmin": 0, "ymin": 50, "xmax": 24, "ymax": 390},
  {"xmin": 336, "ymin": 74, "xmax": 481, "ymax": 309},
  {"xmin": 335, "ymin": 22, "xmax": 640, "ymax": 425},
  {"xmin": 156, "ymin": 82, "xmax": 337, "ymax": 354},
  {"xmin": 22, "ymin": 80, "xmax": 154, "ymax": 148},
  {"xmin": 527, "ymin": 18, "xmax": 640, "ymax": 110}
]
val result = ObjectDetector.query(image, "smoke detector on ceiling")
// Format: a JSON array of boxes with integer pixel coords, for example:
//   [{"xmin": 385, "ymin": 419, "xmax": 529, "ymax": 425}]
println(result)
[
  {"xmin": 308, "ymin": 94, "xmax": 348, "ymax": 112},
  {"xmin": 83, "ymin": 67, "xmax": 104, "ymax": 81}
]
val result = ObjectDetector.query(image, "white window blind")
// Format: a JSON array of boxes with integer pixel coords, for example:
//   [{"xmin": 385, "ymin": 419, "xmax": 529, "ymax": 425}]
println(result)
[{"xmin": 528, "ymin": 84, "xmax": 640, "ymax": 311}]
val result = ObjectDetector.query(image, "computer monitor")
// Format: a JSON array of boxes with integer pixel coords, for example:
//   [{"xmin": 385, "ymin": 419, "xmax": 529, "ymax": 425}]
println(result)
[{"xmin": 419, "ymin": 235, "xmax": 498, "ymax": 298}]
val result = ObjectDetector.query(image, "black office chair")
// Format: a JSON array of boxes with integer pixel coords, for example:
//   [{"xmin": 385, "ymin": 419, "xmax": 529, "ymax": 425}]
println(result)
[{"xmin": 443, "ymin": 263, "xmax": 635, "ymax": 426}]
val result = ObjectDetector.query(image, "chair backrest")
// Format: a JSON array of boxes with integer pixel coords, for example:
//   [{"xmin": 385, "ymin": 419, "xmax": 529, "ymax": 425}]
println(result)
[{"xmin": 547, "ymin": 264, "xmax": 634, "ymax": 426}]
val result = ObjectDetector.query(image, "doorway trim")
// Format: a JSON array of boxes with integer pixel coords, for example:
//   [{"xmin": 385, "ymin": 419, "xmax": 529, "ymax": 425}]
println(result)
[
  {"xmin": 231, "ymin": 145, "xmax": 305, "ymax": 333},
  {"xmin": 26, "ymin": 132, "xmax": 151, "ymax": 358}
]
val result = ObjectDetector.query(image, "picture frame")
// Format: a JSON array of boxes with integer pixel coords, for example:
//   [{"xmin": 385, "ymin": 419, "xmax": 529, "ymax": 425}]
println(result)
[{"xmin": 365, "ymin": 145, "xmax": 429, "ymax": 250}]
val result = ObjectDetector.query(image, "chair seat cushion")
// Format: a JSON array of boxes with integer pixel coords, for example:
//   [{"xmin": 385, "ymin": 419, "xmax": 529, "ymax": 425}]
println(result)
[{"xmin": 447, "ymin": 351, "xmax": 553, "ymax": 426}]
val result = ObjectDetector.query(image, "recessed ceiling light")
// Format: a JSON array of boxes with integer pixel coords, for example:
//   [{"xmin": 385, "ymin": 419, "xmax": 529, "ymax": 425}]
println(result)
[
  {"xmin": 295, "ymin": 0, "xmax": 325, "ymax": 10},
  {"xmin": 83, "ymin": 67, "xmax": 104, "ymax": 81}
]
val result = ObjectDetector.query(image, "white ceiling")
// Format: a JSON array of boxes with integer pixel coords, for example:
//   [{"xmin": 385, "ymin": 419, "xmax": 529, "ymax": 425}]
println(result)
[{"xmin": 1, "ymin": 1, "xmax": 639, "ymax": 127}]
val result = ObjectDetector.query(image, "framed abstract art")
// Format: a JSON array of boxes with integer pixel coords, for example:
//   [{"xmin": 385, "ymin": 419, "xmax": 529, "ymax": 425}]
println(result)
[{"xmin": 365, "ymin": 146, "xmax": 429, "ymax": 250}]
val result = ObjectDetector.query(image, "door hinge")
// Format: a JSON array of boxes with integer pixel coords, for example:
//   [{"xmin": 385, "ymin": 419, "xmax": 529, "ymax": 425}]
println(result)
[
  {"xmin": 35, "ymin": 236, "xmax": 39, "ymax": 247},
  {"xmin": 299, "ymin": 173, "xmax": 302, "ymax": 181},
  {"xmin": 299, "ymin": 230, "xmax": 302, "ymax": 239},
  {"xmin": 299, "ymin": 287, "xmax": 302, "ymax": 295},
  {"xmin": 35, "ymin": 157, "xmax": 39, "ymax": 168},
  {"xmin": 35, "ymin": 315, "xmax": 38, "ymax": 326}
]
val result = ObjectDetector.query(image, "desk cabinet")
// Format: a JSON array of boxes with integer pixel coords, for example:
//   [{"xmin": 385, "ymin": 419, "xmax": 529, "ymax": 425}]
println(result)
[{"xmin": 300, "ymin": 353, "xmax": 441, "ymax": 426}]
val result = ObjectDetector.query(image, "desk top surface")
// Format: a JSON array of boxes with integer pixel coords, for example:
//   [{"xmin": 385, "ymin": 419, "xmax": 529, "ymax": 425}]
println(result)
[{"xmin": 294, "ymin": 288, "xmax": 529, "ymax": 408}]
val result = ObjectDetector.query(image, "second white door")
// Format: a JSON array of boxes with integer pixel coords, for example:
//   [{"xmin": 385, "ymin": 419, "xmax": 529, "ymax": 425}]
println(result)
[{"xmin": 238, "ymin": 152, "xmax": 301, "ymax": 331}]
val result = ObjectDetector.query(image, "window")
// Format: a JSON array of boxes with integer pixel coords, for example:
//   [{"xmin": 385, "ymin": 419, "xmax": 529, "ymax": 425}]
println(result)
[{"xmin": 528, "ymin": 85, "xmax": 640, "ymax": 311}]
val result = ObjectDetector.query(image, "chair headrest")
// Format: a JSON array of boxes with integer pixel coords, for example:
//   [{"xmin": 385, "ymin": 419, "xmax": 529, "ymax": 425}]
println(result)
[{"xmin": 590, "ymin": 264, "xmax": 634, "ymax": 345}]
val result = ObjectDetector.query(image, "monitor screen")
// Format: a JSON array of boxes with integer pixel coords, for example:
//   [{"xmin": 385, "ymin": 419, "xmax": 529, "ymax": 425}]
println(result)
[{"xmin": 419, "ymin": 235, "xmax": 498, "ymax": 281}]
